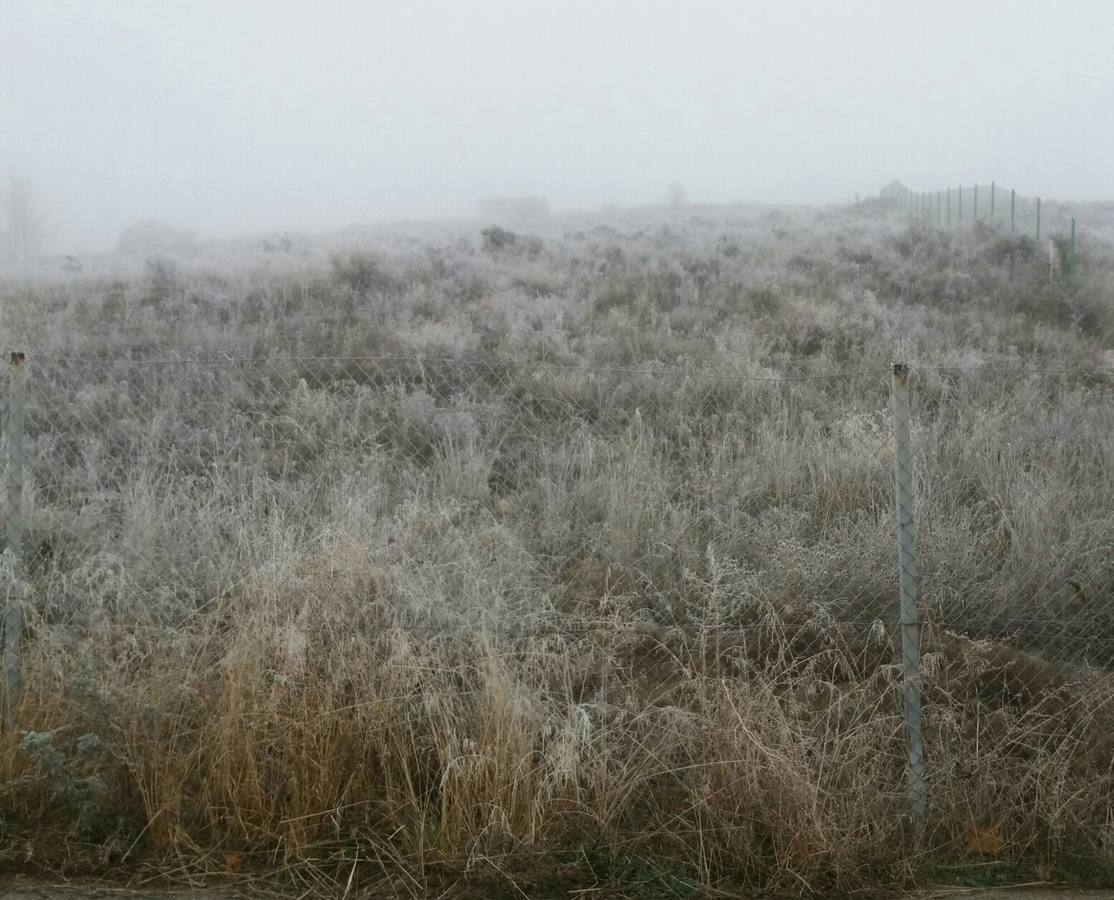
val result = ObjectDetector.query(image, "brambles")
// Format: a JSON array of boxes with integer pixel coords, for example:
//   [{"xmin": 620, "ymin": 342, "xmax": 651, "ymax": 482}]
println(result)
[
  {"xmin": 19, "ymin": 729, "xmax": 114, "ymax": 841},
  {"xmin": 480, "ymin": 224, "xmax": 517, "ymax": 252},
  {"xmin": 329, "ymin": 249, "xmax": 400, "ymax": 295},
  {"xmin": 1, "ymin": 201, "xmax": 1114, "ymax": 891},
  {"xmin": 481, "ymin": 225, "xmax": 544, "ymax": 259}
]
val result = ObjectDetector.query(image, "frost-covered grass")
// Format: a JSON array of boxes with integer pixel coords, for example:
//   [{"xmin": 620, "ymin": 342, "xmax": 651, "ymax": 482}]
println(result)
[{"xmin": 2, "ymin": 201, "xmax": 1114, "ymax": 894}]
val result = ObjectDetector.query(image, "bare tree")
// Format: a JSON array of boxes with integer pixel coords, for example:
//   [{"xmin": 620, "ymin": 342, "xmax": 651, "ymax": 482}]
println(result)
[{"xmin": 2, "ymin": 170, "xmax": 45, "ymax": 263}]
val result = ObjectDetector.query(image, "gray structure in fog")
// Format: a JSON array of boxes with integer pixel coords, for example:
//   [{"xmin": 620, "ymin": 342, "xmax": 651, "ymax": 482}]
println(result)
[
  {"xmin": 478, "ymin": 197, "xmax": 550, "ymax": 222},
  {"xmin": 879, "ymin": 180, "xmax": 907, "ymax": 201}
]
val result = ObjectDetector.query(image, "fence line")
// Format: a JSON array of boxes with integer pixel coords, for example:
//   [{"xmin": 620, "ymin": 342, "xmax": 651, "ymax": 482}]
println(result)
[
  {"xmin": 879, "ymin": 179, "xmax": 1081, "ymax": 274},
  {"xmin": 14, "ymin": 351, "xmax": 1114, "ymax": 383},
  {"xmin": 1, "ymin": 350, "xmax": 1112, "ymax": 832}
]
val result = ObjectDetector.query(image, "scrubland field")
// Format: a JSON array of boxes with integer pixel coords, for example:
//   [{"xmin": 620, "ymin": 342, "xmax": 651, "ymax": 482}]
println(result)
[{"xmin": 1, "ymin": 199, "xmax": 1114, "ymax": 896}]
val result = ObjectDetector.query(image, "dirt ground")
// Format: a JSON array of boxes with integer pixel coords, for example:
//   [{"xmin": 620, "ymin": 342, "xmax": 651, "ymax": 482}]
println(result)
[
  {"xmin": 918, "ymin": 892, "xmax": 1114, "ymax": 900},
  {"xmin": 0, "ymin": 880, "xmax": 254, "ymax": 900},
  {"xmin": 4, "ymin": 877, "xmax": 1114, "ymax": 900}
]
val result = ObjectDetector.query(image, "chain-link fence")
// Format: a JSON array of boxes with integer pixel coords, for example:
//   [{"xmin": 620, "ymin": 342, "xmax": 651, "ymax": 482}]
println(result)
[{"xmin": 1, "ymin": 351, "xmax": 1112, "ymax": 841}]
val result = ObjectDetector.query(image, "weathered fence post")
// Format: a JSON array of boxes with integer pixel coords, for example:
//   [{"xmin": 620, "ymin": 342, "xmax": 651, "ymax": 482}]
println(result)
[
  {"xmin": 892, "ymin": 363, "xmax": 925, "ymax": 833},
  {"xmin": 4, "ymin": 351, "xmax": 27, "ymax": 731}
]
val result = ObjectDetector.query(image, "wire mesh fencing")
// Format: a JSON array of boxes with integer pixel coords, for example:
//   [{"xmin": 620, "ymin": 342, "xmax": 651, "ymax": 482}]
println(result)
[
  {"xmin": 917, "ymin": 367, "xmax": 1114, "ymax": 674},
  {"xmin": 879, "ymin": 180, "xmax": 1082, "ymax": 272},
  {"xmin": 1, "ymin": 351, "xmax": 1112, "ymax": 832}
]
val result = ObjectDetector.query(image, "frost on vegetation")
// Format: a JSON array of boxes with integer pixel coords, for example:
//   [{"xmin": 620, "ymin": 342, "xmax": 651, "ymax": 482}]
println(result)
[
  {"xmin": 0, "ymin": 203, "xmax": 1113, "ymax": 885},
  {"xmin": 21, "ymin": 730, "xmax": 112, "ymax": 839},
  {"xmin": 329, "ymin": 249, "xmax": 400, "ymax": 295}
]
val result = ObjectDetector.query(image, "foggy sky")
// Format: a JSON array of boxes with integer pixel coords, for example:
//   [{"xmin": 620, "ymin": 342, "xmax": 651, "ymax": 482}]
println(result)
[{"xmin": 3, "ymin": 0, "xmax": 1113, "ymax": 252}]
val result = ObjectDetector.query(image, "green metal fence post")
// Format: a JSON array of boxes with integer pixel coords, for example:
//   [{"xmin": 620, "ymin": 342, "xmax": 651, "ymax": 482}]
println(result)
[
  {"xmin": 892, "ymin": 363, "xmax": 925, "ymax": 834},
  {"xmin": 4, "ymin": 351, "xmax": 27, "ymax": 731}
]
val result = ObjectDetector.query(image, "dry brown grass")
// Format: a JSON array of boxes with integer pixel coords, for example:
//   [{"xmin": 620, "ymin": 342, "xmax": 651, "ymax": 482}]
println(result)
[
  {"xmin": 3, "ymin": 538, "xmax": 1114, "ymax": 895},
  {"xmin": 2, "ymin": 204, "xmax": 1114, "ymax": 894}
]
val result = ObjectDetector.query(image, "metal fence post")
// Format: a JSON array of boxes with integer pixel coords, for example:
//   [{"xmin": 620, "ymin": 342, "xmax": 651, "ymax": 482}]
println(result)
[
  {"xmin": 892, "ymin": 363, "xmax": 925, "ymax": 833},
  {"xmin": 4, "ymin": 351, "xmax": 27, "ymax": 730}
]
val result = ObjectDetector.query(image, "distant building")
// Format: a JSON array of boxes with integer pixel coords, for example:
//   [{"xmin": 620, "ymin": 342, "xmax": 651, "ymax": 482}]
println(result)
[
  {"xmin": 117, "ymin": 219, "xmax": 198, "ymax": 254},
  {"xmin": 478, "ymin": 196, "xmax": 550, "ymax": 222},
  {"xmin": 879, "ymin": 180, "xmax": 907, "ymax": 201}
]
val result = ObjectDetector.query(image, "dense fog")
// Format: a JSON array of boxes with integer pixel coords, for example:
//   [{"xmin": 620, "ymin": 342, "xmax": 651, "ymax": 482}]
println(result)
[{"xmin": 2, "ymin": 0, "xmax": 1113, "ymax": 252}]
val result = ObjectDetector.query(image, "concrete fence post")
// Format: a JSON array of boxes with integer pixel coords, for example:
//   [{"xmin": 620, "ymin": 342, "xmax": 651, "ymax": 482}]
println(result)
[
  {"xmin": 892, "ymin": 363, "xmax": 925, "ymax": 833},
  {"xmin": 4, "ymin": 351, "xmax": 27, "ymax": 731}
]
